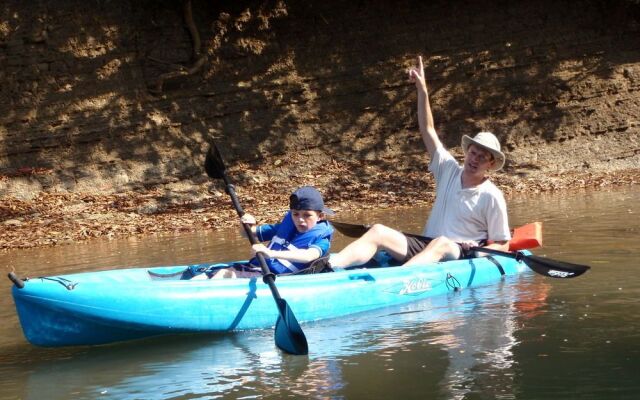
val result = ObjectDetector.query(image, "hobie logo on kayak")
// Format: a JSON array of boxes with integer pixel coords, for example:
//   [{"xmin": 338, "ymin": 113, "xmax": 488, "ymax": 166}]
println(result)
[
  {"xmin": 548, "ymin": 270, "xmax": 575, "ymax": 278},
  {"xmin": 399, "ymin": 278, "xmax": 432, "ymax": 295}
]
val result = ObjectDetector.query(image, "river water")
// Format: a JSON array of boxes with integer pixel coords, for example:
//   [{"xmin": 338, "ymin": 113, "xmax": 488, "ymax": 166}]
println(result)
[{"xmin": 1, "ymin": 186, "xmax": 639, "ymax": 399}]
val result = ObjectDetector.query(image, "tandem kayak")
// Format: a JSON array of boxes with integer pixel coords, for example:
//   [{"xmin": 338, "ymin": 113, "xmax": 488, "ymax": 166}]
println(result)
[{"xmin": 10, "ymin": 252, "xmax": 531, "ymax": 347}]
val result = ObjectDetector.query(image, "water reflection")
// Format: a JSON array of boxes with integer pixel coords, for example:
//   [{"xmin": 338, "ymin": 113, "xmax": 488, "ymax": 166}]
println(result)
[
  {"xmin": 429, "ymin": 280, "xmax": 551, "ymax": 400},
  {"xmin": 1, "ymin": 186, "xmax": 639, "ymax": 399},
  {"xmin": 13, "ymin": 273, "xmax": 544, "ymax": 399}
]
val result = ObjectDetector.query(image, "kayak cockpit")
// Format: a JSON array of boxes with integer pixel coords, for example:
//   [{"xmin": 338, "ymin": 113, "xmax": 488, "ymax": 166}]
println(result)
[{"xmin": 145, "ymin": 252, "xmax": 404, "ymax": 281}]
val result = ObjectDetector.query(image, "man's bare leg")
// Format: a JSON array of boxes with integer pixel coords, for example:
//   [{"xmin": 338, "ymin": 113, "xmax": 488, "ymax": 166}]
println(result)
[
  {"xmin": 331, "ymin": 224, "xmax": 409, "ymax": 268},
  {"xmin": 403, "ymin": 236, "xmax": 460, "ymax": 266}
]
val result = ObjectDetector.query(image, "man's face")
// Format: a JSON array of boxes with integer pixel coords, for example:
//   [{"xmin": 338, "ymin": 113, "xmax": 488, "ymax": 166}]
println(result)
[{"xmin": 464, "ymin": 144, "xmax": 495, "ymax": 174}]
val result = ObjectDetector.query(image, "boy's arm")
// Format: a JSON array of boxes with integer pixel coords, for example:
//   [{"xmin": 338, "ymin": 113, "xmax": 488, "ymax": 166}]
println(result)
[
  {"xmin": 408, "ymin": 55, "xmax": 442, "ymax": 157},
  {"xmin": 251, "ymin": 244, "xmax": 322, "ymax": 263}
]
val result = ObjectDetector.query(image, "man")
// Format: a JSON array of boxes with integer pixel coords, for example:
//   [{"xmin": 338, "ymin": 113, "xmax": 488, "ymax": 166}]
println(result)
[{"xmin": 328, "ymin": 56, "xmax": 511, "ymax": 268}]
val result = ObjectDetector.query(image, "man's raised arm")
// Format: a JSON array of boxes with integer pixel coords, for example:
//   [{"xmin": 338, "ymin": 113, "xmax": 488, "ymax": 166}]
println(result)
[{"xmin": 408, "ymin": 56, "xmax": 441, "ymax": 157}]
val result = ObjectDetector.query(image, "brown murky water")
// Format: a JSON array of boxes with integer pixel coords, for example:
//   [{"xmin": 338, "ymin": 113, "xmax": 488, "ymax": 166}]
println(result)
[{"xmin": 1, "ymin": 186, "xmax": 639, "ymax": 399}]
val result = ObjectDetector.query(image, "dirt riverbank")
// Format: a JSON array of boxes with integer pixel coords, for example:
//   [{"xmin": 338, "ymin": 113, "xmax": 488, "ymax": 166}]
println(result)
[{"xmin": 1, "ymin": 0, "xmax": 639, "ymax": 250}]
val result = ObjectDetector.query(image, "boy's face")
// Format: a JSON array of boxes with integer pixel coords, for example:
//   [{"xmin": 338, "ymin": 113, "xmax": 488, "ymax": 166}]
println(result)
[{"xmin": 291, "ymin": 209, "xmax": 322, "ymax": 232}]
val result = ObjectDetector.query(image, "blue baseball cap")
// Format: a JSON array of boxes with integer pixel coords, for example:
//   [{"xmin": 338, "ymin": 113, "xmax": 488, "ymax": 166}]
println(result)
[{"xmin": 289, "ymin": 186, "xmax": 334, "ymax": 215}]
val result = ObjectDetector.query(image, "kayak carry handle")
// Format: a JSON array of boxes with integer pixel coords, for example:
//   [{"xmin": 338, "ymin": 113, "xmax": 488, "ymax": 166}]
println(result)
[{"xmin": 8, "ymin": 272, "xmax": 25, "ymax": 289}]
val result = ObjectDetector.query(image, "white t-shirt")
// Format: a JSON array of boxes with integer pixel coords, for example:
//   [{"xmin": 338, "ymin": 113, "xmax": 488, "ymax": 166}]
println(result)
[{"xmin": 423, "ymin": 146, "xmax": 511, "ymax": 242}]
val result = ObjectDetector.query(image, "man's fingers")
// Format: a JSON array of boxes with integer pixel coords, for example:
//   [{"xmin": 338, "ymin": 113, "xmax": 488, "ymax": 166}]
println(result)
[{"xmin": 461, "ymin": 240, "xmax": 479, "ymax": 250}]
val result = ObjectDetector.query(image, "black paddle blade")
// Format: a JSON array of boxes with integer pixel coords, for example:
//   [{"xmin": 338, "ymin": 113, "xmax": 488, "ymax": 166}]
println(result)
[
  {"xmin": 204, "ymin": 143, "xmax": 226, "ymax": 179},
  {"xmin": 522, "ymin": 254, "xmax": 590, "ymax": 279},
  {"xmin": 331, "ymin": 221, "xmax": 370, "ymax": 238},
  {"xmin": 274, "ymin": 299, "xmax": 308, "ymax": 355}
]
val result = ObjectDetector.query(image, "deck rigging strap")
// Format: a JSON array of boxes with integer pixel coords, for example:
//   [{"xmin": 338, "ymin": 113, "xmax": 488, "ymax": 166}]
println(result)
[
  {"xmin": 485, "ymin": 255, "xmax": 506, "ymax": 276},
  {"xmin": 39, "ymin": 276, "xmax": 78, "ymax": 290}
]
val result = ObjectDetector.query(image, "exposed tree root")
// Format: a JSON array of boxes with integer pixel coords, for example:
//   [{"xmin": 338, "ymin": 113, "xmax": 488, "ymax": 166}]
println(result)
[{"xmin": 150, "ymin": 0, "xmax": 207, "ymax": 94}]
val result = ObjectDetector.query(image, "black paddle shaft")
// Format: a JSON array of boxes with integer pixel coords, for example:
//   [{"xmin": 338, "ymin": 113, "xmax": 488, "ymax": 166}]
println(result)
[
  {"xmin": 204, "ymin": 143, "xmax": 307, "ymax": 354},
  {"xmin": 219, "ymin": 174, "xmax": 281, "ymax": 292}
]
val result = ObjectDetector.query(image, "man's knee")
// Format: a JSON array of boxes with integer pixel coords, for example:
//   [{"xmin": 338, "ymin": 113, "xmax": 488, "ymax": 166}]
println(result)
[
  {"xmin": 429, "ymin": 236, "xmax": 449, "ymax": 248},
  {"xmin": 366, "ymin": 224, "xmax": 392, "ymax": 241},
  {"xmin": 361, "ymin": 224, "xmax": 405, "ymax": 251},
  {"xmin": 424, "ymin": 236, "xmax": 459, "ymax": 260}
]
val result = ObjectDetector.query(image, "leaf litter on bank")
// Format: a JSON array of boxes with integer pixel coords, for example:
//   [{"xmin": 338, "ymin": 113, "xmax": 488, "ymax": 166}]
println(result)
[{"xmin": 1, "ymin": 164, "xmax": 638, "ymax": 251}]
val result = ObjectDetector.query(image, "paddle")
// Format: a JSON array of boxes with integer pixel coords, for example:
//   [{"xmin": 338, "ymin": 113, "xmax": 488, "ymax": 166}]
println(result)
[
  {"xmin": 330, "ymin": 221, "xmax": 590, "ymax": 279},
  {"xmin": 331, "ymin": 221, "xmax": 542, "ymax": 251},
  {"xmin": 204, "ymin": 143, "xmax": 308, "ymax": 355}
]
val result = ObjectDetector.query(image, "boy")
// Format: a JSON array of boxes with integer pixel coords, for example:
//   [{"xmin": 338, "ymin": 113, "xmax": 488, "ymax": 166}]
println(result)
[{"xmin": 208, "ymin": 186, "xmax": 334, "ymax": 278}]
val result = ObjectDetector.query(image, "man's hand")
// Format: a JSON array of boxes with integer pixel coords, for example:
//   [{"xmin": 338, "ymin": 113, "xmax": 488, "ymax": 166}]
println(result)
[
  {"xmin": 408, "ymin": 56, "xmax": 428, "ymax": 95},
  {"xmin": 459, "ymin": 240, "xmax": 480, "ymax": 251}
]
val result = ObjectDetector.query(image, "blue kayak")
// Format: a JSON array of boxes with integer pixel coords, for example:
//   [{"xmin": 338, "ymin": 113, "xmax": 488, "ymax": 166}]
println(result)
[{"xmin": 10, "ymin": 252, "xmax": 530, "ymax": 347}]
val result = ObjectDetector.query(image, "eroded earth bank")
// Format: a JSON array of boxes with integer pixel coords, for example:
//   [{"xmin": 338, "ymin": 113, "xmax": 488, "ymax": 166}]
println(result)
[{"xmin": 1, "ymin": 0, "xmax": 639, "ymax": 250}]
